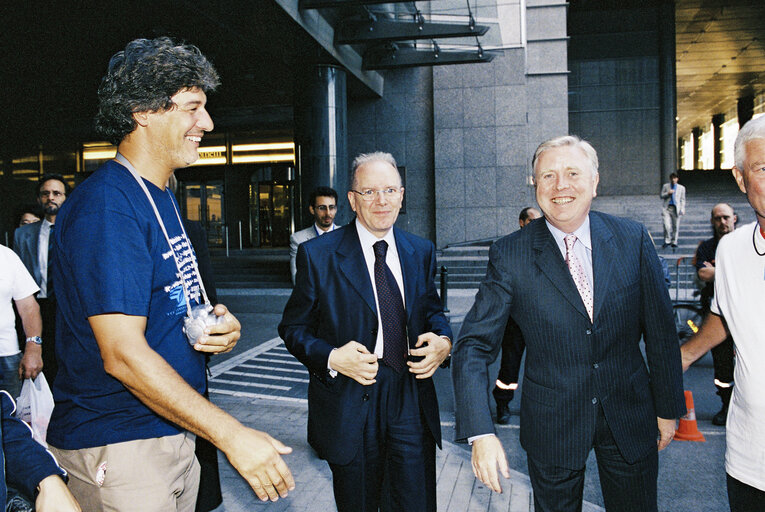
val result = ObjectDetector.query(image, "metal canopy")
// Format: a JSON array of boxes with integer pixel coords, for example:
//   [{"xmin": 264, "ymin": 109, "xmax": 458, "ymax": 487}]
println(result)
[
  {"xmin": 300, "ymin": 0, "xmax": 413, "ymax": 8},
  {"xmin": 363, "ymin": 45, "xmax": 495, "ymax": 70},
  {"xmin": 280, "ymin": 0, "xmax": 493, "ymax": 78},
  {"xmin": 336, "ymin": 18, "xmax": 489, "ymax": 44}
]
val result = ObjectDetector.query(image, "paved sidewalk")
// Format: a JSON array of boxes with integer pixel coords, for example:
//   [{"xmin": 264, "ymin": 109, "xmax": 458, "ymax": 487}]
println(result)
[
  {"xmin": 208, "ymin": 286, "xmax": 605, "ymax": 512},
  {"xmin": 212, "ymin": 393, "xmax": 607, "ymax": 512}
]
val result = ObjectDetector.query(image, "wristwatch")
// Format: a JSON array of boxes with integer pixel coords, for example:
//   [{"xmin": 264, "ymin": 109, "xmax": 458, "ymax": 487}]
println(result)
[{"xmin": 25, "ymin": 336, "xmax": 42, "ymax": 345}]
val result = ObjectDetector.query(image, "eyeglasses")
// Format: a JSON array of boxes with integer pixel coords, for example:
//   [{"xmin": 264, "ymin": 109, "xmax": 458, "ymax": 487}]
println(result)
[
  {"xmin": 314, "ymin": 205, "xmax": 337, "ymax": 212},
  {"xmin": 39, "ymin": 190, "xmax": 65, "ymax": 198},
  {"xmin": 351, "ymin": 188, "xmax": 402, "ymax": 202}
]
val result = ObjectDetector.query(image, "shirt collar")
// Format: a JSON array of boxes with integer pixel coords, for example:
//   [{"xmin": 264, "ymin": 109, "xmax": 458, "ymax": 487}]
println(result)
[
  {"xmin": 545, "ymin": 215, "xmax": 592, "ymax": 251},
  {"xmin": 355, "ymin": 218, "xmax": 396, "ymax": 249},
  {"xmin": 315, "ymin": 223, "xmax": 336, "ymax": 235},
  {"xmin": 41, "ymin": 218, "xmax": 53, "ymax": 230}
]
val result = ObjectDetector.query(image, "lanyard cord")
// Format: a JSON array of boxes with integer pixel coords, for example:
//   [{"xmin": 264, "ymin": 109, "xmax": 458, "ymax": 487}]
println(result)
[
  {"xmin": 753, "ymin": 222, "xmax": 765, "ymax": 257},
  {"xmin": 114, "ymin": 154, "xmax": 211, "ymax": 316}
]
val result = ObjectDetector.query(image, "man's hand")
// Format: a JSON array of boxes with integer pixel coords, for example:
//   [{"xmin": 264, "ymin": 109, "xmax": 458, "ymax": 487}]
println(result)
[
  {"xmin": 328, "ymin": 341, "xmax": 379, "ymax": 385},
  {"xmin": 471, "ymin": 435, "xmax": 510, "ymax": 493},
  {"xmin": 697, "ymin": 261, "xmax": 715, "ymax": 283},
  {"xmin": 19, "ymin": 342, "xmax": 43, "ymax": 380},
  {"xmin": 657, "ymin": 417, "xmax": 676, "ymax": 451},
  {"xmin": 222, "ymin": 426, "xmax": 295, "ymax": 502},
  {"xmin": 408, "ymin": 333, "xmax": 451, "ymax": 379},
  {"xmin": 35, "ymin": 475, "xmax": 81, "ymax": 511},
  {"xmin": 193, "ymin": 304, "xmax": 241, "ymax": 354}
]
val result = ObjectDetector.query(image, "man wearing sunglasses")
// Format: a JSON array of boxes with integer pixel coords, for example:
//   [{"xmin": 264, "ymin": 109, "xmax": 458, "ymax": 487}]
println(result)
[{"xmin": 289, "ymin": 186, "xmax": 339, "ymax": 285}]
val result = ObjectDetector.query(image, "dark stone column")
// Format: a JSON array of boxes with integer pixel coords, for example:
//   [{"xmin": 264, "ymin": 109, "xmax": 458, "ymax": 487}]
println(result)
[
  {"xmin": 738, "ymin": 95, "xmax": 754, "ymax": 128},
  {"xmin": 692, "ymin": 127, "xmax": 702, "ymax": 170},
  {"xmin": 294, "ymin": 65, "xmax": 349, "ymax": 228},
  {"xmin": 712, "ymin": 113, "xmax": 724, "ymax": 170},
  {"xmin": 658, "ymin": 0, "xmax": 677, "ymax": 182}
]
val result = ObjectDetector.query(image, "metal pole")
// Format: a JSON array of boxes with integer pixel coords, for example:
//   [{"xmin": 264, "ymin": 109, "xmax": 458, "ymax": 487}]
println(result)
[
  {"xmin": 440, "ymin": 265, "xmax": 449, "ymax": 313},
  {"xmin": 238, "ymin": 221, "xmax": 243, "ymax": 251},
  {"xmin": 225, "ymin": 225, "xmax": 229, "ymax": 258}
]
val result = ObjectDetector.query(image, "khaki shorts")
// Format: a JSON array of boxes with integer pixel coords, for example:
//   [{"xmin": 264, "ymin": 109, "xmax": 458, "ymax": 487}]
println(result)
[{"xmin": 49, "ymin": 432, "xmax": 200, "ymax": 512}]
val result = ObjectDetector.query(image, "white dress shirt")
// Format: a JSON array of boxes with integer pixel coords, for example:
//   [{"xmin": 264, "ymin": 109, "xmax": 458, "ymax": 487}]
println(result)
[
  {"xmin": 37, "ymin": 218, "xmax": 53, "ymax": 298},
  {"xmin": 545, "ymin": 216, "xmax": 594, "ymax": 291},
  {"xmin": 355, "ymin": 218, "xmax": 405, "ymax": 358},
  {"xmin": 328, "ymin": 220, "xmax": 406, "ymax": 374},
  {"xmin": 314, "ymin": 223, "xmax": 337, "ymax": 236}
]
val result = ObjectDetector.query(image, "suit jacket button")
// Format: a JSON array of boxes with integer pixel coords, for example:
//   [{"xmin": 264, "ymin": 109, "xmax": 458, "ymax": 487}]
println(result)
[
  {"xmin": 593, "ymin": 363, "xmax": 599, "ymax": 369},
  {"xmin": 592, "ymin": 397, "xmax": 598, "ymax": 405},
  {"xmin": 586, "ymin": 329, "xmax": 592, "ymax": 335},
  {"xmin": 370, "ymin": 328, "xmax": 378, "ymax": 335},
  {"xmin": 362, "ymin": 393, "xmax": 370, "ymax": 401}
]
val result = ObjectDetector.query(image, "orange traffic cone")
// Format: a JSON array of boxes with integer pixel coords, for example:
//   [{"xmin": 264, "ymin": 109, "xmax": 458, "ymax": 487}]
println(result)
[{"xmin": 674, "ymin": 390, "xmax": 706, "ymax": 442}]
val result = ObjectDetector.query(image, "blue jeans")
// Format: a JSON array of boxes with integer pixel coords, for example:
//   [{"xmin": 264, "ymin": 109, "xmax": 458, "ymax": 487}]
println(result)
[{"xmin": 0, "ymin": 352, "xmax": 22, "ymax": 400}]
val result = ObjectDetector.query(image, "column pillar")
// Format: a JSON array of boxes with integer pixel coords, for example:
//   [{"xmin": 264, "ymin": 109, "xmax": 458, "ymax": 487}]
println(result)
[
  {"xmin": 294, "ymin": 65, "xmax": 348, "ymax": 228},
  {"xmin": 658, "ymin": 0, "xmax": 677, "ymax": 183},
  {"xmin": 737, "ymin": 95, "xmax": 754, "ymax": 128},
  {"xmin": 712, "ymin": 113, "xmax": 724, "ymax": 170},
  {"xmin": 692, "ymin": 127, "xmax": 702, "ymax": 170}
]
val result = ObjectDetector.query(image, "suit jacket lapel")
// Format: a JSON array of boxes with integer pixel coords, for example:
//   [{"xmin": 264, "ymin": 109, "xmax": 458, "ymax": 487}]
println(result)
[
  {"xmin": 31, "ymin": 222, "xmax": 42, "ymax": 283},
  {"xmin": 590, "ymin": 213, "xmax": 615, "ymax": 323},
  {"xmin": 336, "ymin": 224, "xmax": 377, "ymax": 315},
  {"xmin": 532, "ymin": 220, "xmax": 590, "ymax": 321},
  {"xmin": 393, "ymin": 228, "xmax": 416, "ymax": 321}
]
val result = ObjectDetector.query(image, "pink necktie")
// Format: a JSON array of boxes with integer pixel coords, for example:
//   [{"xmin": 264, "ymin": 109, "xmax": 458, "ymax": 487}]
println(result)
[{"xmin": 564, "ymin": 234, "xmax": 593, "ymax": 322}]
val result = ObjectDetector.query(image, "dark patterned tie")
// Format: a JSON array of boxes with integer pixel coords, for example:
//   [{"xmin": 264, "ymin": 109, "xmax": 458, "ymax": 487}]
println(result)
[
  {"xmin": 47, "ymin": 224, "xmax": 55, "ymax": 299},
  {"xmin": 373, "ymin": 240, "xmax": 407, "ymax": 373}
]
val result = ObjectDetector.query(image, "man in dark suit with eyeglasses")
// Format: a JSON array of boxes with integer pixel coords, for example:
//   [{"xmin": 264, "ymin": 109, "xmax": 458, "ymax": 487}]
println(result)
[
  {"xmin": 280, "ymin": 151, "xmax": 452, "ymax": 511},
  {"xmin": 13, "ymin": 173, "xmax": 69, "ymax": 382}
]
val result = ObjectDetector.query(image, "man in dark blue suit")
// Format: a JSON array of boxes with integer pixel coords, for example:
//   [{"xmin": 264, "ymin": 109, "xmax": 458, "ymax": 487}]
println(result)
[
  {"xmin": 452, "ymin": 136, "xmax": 685, "ymax": 512},
  {"xmin": 279, "ymin": 152, "xmax": 452, "ymax": 512}
]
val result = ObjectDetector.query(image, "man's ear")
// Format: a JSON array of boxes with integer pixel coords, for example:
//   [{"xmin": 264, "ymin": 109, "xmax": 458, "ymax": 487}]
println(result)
[
  {"xmin": 732, "ymin": 167, "xmax": 747, "ymax": 194},
  {"xmin": 133, "ymin": 111, "xmax": 150, "ymax": 128}
]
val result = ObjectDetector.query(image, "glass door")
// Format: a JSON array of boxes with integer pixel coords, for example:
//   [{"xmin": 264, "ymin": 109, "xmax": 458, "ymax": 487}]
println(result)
[
  {"xmin": 252, "ymin": 181, "xmax": 292, "ymax": 247},
  {"xmin": 182, "ymin": 180, "xmax": 224, "ymax": 247},
  {"xmin": 204, "ymin": 182, "xmax": 224, "ymax": 247}
]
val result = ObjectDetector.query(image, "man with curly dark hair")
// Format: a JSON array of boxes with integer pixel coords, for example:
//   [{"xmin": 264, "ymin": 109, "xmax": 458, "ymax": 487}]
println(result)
[{"xmin": 46, "ymin": 38, "xmax": 294, "ymax": 510}]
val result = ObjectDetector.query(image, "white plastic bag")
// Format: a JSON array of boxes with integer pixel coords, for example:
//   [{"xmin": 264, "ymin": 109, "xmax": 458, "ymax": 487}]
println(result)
[{"xmin": 15, "ymin": 373, "xmax": 54, "ymax": 447}]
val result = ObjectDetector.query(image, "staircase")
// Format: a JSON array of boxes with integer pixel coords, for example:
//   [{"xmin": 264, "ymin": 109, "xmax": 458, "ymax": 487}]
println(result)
[
  {"xmin": 437, "ymin": 172, "xmax": 754, "ymax": 290},
  {"xmin": 210, "ymin": 248, "xmax": 291, "ymax": 289},
  {"xmin": 207, "ymin": 173, "xmax": 754, "ymax": 292}
]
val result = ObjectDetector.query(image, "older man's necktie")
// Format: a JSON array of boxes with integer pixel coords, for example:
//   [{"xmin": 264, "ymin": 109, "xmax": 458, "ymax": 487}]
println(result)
[
  {"xmin": 373, "ymin": 240, "xmax": 407, "ymax": 373},
  {"xmin": 564, "ymin": 234, "xmax": 593, "ymax": 322}
]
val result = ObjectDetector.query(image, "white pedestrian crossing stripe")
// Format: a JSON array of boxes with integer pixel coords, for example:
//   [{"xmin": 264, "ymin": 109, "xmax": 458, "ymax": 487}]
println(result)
[{"xmin": 209, "ymin": 337, "xmax": 309, "ymax": 400}]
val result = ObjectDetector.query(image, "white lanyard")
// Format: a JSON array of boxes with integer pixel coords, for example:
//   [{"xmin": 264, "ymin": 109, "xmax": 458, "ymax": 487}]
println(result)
[{"xmin": 114, "ymin": 153, "xmax": 211, "ymax": 316}]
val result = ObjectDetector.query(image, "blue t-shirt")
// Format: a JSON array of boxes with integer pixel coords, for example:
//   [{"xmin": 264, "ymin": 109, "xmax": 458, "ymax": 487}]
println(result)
[{"xmin": 47, "ymin": 160, "xmax": 206, "ymax": 450}]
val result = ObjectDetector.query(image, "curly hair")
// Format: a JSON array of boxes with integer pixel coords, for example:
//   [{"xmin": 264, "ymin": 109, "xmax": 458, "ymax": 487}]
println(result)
[{"xmin": 95, "ymin": 37, "xmax": 220, "ymax": 145}]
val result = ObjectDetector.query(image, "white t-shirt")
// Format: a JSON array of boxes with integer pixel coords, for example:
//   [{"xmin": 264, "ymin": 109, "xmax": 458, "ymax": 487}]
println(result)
[
  {"xmin": 0, "ymin": 244, "xmax": 40, "ymax": 356},
  {"xmin": 712, "ymin": 221, "xmax": 765, "ymax": 490}
]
